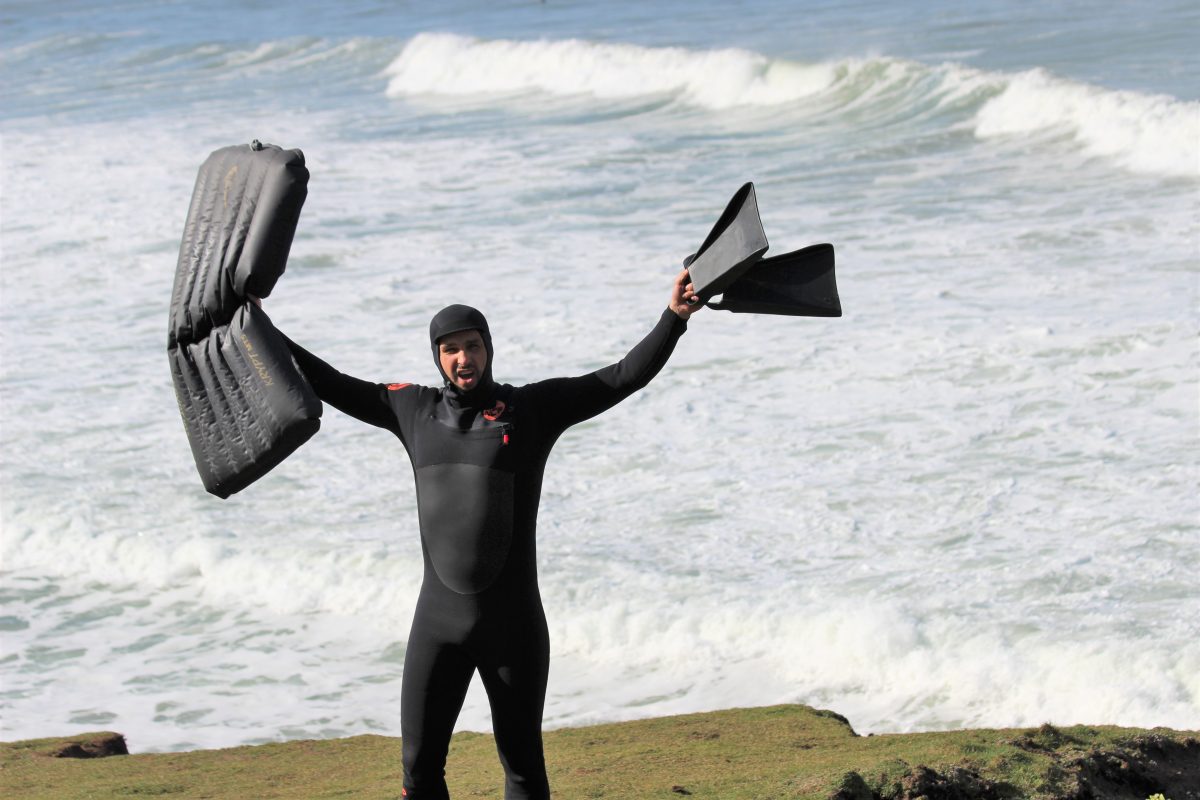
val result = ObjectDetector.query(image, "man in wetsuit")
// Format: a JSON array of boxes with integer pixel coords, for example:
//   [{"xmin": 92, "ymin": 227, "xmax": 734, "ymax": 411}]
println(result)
[{"xmin": 278, "ymin": 269, "xmax": 702, "ymax": 799}]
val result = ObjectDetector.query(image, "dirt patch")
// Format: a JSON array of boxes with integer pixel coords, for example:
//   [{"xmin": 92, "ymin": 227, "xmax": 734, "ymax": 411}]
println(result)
[
  {"xmin": 832, "ymin": 763, "xmax": 1017, "ymax": 800},
  {"xmin": 831, "ymin": 732, "xmax": 1200, "ymax": 800},
  {"xmin": 1052, "ymin": 734, "xmax": 1200, "ymax": 800}
]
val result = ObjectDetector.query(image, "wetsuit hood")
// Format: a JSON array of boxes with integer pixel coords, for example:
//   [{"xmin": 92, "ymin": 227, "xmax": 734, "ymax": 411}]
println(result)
[{"xmin": 429, "ymin": 304, "xmax": 496, "ymax": 405}]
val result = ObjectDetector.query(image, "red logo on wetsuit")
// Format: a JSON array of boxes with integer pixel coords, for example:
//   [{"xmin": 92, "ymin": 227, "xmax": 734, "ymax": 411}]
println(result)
[
  {"xmin": 387, "ymin": 382, "xmax": 411, "ymax": 391},
  {"xmin": 483, "ymin": 400, "xmax": 506, "ymax": 421}
]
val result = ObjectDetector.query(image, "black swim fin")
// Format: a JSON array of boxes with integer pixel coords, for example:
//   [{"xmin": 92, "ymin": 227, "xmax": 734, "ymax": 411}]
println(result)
[
  {"xmin": 684, "ymin": 182, "xmax": 770, "ymax": 300},
  {"xmin": 707, "ymin": 243, "xmax": 842, "ymax": 317}
]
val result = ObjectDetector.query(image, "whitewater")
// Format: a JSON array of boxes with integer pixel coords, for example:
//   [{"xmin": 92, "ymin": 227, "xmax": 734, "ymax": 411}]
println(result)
[{"xmin": 2, "ymin": 0, "xmax": 1197, "ymax": 752}]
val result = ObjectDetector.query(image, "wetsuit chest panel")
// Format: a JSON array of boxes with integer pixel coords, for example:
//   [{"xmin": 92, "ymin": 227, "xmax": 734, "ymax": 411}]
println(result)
[{"xmin": 415, "ymin": 462, "xmax": 514, "ymax": 594}]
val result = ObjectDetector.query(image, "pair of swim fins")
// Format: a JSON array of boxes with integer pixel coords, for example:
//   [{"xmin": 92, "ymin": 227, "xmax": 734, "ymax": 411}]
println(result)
[{"xmin": 683, "ymin": 183, "xmax": 841, "ymax": 317}]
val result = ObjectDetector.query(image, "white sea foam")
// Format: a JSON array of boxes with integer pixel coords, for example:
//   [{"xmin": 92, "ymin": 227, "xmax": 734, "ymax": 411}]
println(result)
[
  {"xmin": 1, "ymin": 503, "xmax": 422, "ymax": 622},
  {"xmin": 5, "ymin": 512, "xmax": 1198, "ymax": 750},
  {"xmin": 546, "ymin": 588, "xmax": 1200, "ymax": 733}
]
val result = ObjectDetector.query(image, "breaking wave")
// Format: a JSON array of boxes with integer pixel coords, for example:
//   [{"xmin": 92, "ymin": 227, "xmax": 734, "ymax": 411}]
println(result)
[{"xmin": 384, "ymin": 33, "xmax": 1200, "ymax": 178}]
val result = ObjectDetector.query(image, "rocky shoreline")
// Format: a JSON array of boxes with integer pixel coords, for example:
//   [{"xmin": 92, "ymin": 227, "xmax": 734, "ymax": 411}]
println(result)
[{"xmin": 3, "ymin": 706, "xmax": 1198, "ymax": 799}]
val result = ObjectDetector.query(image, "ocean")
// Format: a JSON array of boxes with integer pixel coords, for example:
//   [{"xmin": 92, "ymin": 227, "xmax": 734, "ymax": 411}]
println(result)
[{"xmin": 1, "ymin": 0, "xmax": 1197, "ymax": 753}]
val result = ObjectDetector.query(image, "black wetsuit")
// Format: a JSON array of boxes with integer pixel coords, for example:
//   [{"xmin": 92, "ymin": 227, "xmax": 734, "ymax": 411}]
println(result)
[{"xmin": 283, "ymin": 307, "xmax": 687, "ymax": 799}]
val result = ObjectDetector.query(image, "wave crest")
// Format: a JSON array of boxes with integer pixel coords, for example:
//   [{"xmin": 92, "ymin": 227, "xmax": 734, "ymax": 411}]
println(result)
[
  {"xmin": 383, "ymin": 33, "xmax": 1199, "ymax": 179},
  {"xmin": 383, "ymin": 32, "xmax": 837, "ymax": 109},
  {"xmin": 975, "ymin": 68, "xmax": 1199, "ymax": 178}
]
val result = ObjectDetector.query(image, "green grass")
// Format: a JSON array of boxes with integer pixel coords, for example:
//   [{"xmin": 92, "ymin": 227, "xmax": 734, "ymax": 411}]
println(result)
[{"xmin": 1, "ymin": 705, "xmax": 1195, "ymax": 799}]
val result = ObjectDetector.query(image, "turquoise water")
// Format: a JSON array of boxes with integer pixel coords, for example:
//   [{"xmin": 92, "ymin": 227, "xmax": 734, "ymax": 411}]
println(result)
[{"xmin": 2, "ymin": 0, "xmax": 1197, "ymax": 751}]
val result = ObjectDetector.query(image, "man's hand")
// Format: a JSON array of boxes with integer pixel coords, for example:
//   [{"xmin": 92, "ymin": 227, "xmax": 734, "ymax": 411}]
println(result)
[{"xmin": 669, "ymin": 268, "xmax": 702, "ymax": 320}]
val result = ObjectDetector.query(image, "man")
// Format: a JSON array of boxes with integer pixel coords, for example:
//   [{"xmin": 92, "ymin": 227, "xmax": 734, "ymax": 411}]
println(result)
[{"xmin": 277, "ymin": 268, "xmax": 701, "ymax": 799}]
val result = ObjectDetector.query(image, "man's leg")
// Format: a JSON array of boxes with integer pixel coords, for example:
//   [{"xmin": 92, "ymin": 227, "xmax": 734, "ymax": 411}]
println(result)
[
  {"xmin": 476, "ymin": 613, "xmax": 551, "ymax": 800},
  {"xmin": 401, "ymin": 622, "xmax": 476, "ymax": 799}
]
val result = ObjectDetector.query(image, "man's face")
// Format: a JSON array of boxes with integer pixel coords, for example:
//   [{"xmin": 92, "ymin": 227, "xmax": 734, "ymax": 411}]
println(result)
[{"xmin": 437, "ymin": 329, "xmax": 488, "ymax": 391}]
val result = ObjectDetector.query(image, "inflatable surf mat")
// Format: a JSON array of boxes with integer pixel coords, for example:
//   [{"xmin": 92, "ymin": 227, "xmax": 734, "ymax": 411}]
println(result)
[{"xmin": 167, "ymin": 141, "xmax": 321, "ymax": 498}]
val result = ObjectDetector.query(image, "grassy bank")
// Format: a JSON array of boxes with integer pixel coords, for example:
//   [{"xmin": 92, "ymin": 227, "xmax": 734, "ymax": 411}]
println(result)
[{"xmin": 2, "ymin": 705, "xmax": 1196, "ymax": 799}]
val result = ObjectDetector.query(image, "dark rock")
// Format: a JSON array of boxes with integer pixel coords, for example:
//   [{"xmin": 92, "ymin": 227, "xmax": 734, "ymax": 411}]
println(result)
[{"xmin": 50, "ymin": 733, "xmax": 128, "ymax": 759}]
